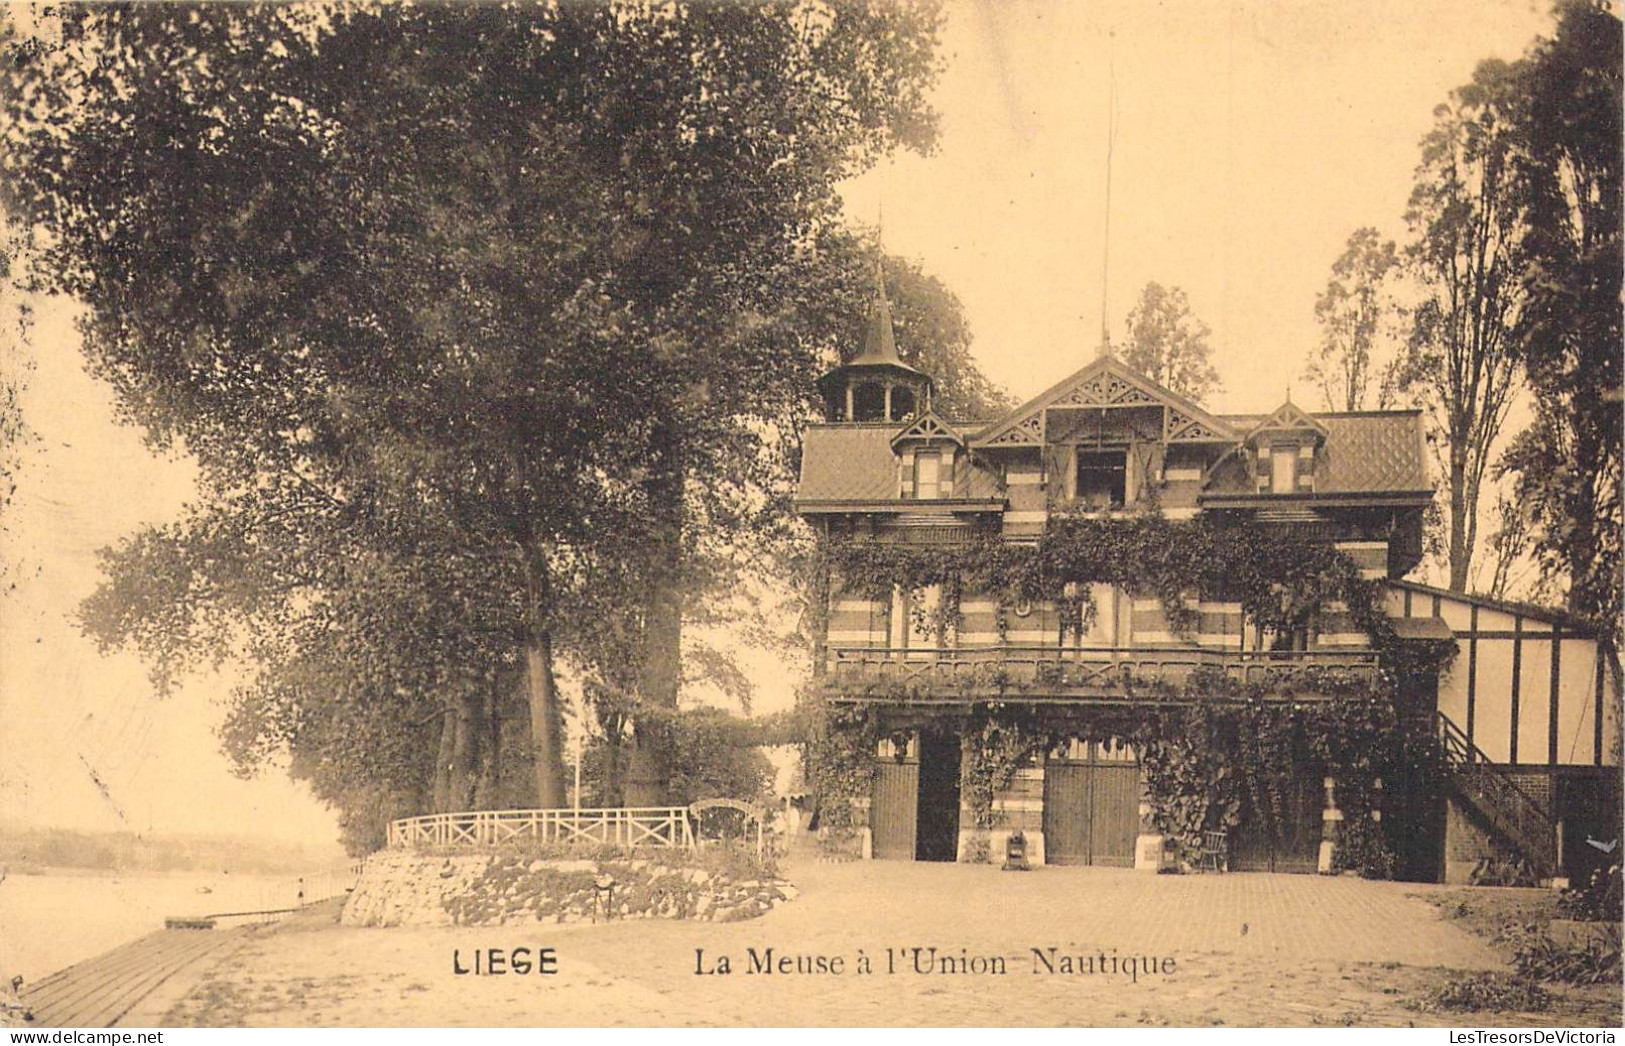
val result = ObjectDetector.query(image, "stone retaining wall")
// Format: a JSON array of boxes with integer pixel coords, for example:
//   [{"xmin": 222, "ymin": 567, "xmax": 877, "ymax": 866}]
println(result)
[{"xmin": 342, "ymin": 850, "xmax": 796, "ymax": 928}]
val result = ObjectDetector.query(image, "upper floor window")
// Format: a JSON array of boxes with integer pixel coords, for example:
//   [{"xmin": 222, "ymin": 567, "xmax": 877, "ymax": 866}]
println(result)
[
  {"xmin": 914, "ymin": 450, "xmax": 942, "ymax": 500},
  {"xmin": 1271, "ymin": 444, "xmax": 1298, "ymax": 494},
  {"xmin": 1076, "ymin": 450, "xmax": 1127, "ymax": 509}
]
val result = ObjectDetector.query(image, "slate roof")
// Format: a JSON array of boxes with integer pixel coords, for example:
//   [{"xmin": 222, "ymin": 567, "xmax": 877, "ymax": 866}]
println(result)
[
  {"xmin": 1212, "ymin": 411, "xmax": 1430, "ymax": 495},
  {"xmin": 1311, "ymin": 413, "xmax": 1430, "ymax": 493},
  {"xmin": 797, "ymin": 425, "xmax": 1002, "ymax": 505},
  {"xmin": 797, "ymin": 408, "xmax": 1429, "ymax": 508}
]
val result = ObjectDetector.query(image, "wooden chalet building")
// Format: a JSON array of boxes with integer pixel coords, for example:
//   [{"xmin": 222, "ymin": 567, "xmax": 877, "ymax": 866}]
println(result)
[{"xmin": 795, "ymin": 277, "xmax": 1621, "ymax": 884}]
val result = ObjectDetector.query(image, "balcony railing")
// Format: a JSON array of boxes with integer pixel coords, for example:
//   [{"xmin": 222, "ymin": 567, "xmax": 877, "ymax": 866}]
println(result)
[{"xmin": 820, "ymin": 645, "xmax": 1380, "ymax": 704}]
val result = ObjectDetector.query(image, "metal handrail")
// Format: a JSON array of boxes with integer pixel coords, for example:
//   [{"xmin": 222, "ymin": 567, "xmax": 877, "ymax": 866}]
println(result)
[{"xmin": 1437, "ymin": 712, "xmax": 1556, "ymax": 876}]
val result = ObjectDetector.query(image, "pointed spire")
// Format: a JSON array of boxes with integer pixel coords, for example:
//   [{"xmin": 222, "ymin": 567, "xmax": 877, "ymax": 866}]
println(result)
[{"xmin": 855, "ymin": 253, "xmax": 901, "ymax": 365}]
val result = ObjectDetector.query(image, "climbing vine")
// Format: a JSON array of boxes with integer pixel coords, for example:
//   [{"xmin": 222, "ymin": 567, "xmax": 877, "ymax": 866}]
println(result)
[
  {"xmin": 958, "ymin": 706, "xmax": 1055, "ymax": 830},
  {"xmin": 798, "ymin": 696, "xmax": 883, "ymax": 848},
  {"xmin": 806, "ymin": 512, "xmax": 1457, "ymax": 875},
  {"xmin": 817, "ymin": 513, "xmax": 1455, "ymax": 675}
]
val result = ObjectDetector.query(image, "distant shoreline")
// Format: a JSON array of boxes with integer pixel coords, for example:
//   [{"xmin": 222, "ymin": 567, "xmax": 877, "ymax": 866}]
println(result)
[{"xmin": 5, "ymin": 864, "xmax": 311, "ymax": 880}]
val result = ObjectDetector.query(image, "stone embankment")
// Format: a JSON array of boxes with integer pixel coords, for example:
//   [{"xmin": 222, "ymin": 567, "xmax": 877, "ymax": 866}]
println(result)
[{"xmin": 342, "ymin": 850, "xmax": 796, "ymax": 928}]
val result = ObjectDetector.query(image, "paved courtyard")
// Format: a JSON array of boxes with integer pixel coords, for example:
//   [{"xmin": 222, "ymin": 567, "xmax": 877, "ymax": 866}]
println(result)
[{"xmin": 140, "ymin": 854, "xmax": 1589, "ymax": 1028}]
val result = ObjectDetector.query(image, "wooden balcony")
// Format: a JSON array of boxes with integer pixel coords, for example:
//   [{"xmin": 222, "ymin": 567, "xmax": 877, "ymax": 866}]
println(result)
[{"xmin": 819, "ymin": 645, "xmax": 1381, "ymax": 706}]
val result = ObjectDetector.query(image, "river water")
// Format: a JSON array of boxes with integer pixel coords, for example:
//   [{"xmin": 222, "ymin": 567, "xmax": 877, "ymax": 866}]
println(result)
[{"xmin": 0, "ymin": 869, "xmax": 323, "ymax": 984}]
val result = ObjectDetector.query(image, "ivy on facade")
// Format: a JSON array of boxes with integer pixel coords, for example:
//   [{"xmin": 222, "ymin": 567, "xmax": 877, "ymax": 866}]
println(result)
[
  {"xmin": 804, "ymin": 514, "xmax": 1456, "ymax": 874},
  {"xmin": 958, "ymin": 706, "xmax": 1054, "ymax": 831},
  {"xmin": 816, "ymin": 514, "xmax": 1454, "ymax": 674}
]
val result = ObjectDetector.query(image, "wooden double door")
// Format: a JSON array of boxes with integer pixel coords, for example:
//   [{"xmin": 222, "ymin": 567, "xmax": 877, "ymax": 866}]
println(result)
[
  {"xmin": 1043, "ymin": 740, "xmax": 1141, "ymax": 867},
  {"xmin": 1229, "ymin": 775, "xmax": 1324, "ymax": 873}
]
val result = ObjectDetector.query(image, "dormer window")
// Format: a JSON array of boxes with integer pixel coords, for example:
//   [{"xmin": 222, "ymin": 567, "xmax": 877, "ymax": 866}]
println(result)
[
  {"xmin": 1245, "ymin": 402, "xmax": 1326, "ymax": 496},
  {"xmin": 914, "ymin": 450, "xmax": 942, "ymax": 500},
  {"xmin": 1076, "ymin": 450, "xmax": 1127, "ymax": 509}
]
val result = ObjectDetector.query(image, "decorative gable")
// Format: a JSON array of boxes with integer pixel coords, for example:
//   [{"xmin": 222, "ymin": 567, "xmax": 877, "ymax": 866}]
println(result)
[
  {"xmin": 890, "ymin": 411, "xmax": 965, "ymax": 448},
  {"xmin": 892, "ymin": 411, "xmax": 965, "ymax": 499},
  {"xmin": 1245, "ymin": 402, "xmax": 1328, "ymax": 445},
  {"xmin": 970, "ymin": 356, "xmax": 1237, "ymax": 451},
  {"xmin": 1246, "ymin": 402, "xmax": 1327, "ymax": 495}
]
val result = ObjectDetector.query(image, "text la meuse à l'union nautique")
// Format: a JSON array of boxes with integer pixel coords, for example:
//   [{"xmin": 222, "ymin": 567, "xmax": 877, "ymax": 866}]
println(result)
[{"xmin": 695, "ymin": 947, "xmax": 1176, "ymax": 981}]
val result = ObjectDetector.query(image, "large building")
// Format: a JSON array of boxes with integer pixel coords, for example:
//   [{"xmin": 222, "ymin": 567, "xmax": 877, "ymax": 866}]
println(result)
[{"xmin": 794, "ymin": 277, "xmax": 1620, "ymax": 884}]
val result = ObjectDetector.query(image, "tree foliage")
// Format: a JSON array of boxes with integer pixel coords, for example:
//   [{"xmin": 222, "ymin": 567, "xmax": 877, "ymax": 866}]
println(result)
[
  {"xmin": 1397, "ymin": 56, "xmax": 1528, "ymax": 592},
  {"xmin": 1497, "ymin": 0, "xmax": 1622, "ymax": 631},
  {"xmin": 1119, "ymin": 281, "xmax": 1221, "ymax": 403},
  {"xmin": 1308, "ymin": 227, "xmax": 1402, "ymax": 412},
  {"xmin": 2, "ymin": 1, "xmax": 947, "ymax": 833}
]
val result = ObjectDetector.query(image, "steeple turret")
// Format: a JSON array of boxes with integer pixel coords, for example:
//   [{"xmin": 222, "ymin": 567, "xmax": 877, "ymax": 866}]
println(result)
[{"xmin": 817, "ymin": 262, "xmax": 934, "ymax": 423}]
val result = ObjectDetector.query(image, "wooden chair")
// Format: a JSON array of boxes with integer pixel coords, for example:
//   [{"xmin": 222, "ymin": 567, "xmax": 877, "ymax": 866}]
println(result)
[{"xmin": 1197, "ymin": 829, "xmax": 1228, "ymax": 873}]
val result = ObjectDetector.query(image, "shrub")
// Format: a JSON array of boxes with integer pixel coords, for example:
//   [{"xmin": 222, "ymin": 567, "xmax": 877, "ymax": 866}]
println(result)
[
  {"xmin": 1558, "ymin": 864, "xmax": 1623, "ymax": 923},
  {"xmin": 960, "ymin": 832, "xmax": 991, "ymax": 864},
  {"xmin": 1509, "ymin": 925, "xmax": 1623, "ymax": 986},
  {"xmin": 1334, "ymin": 814, "xmax": 1396, "ymax": 879},
  {"xmin": 1426, "ymin": 974, "xmax": 1553, "ymax": 1014}
]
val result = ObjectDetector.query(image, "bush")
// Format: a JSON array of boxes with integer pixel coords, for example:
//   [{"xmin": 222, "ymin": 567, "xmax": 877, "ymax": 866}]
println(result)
[
  {"xmin": 815, "ymin": 826, "xmax": 864, "ymax": 861},
  {"xmin": 1426, "ymin": 974, "xmax": 1553, "ymax": 1014},
  {"xmin": 1558, "ymin": 864, "xmax": 1623, "ymax": 923},
  {"xmin": 1334, "ymin": 814, "xmax": 1396, "ymax": 879},
  {"xmin": 415, "ymin": 837, "xmax": 779, "ymax": 881},
  {"xmin": 1509, "ymin": 924, "xmax": 1623, "ymax": 986},
  {"xmin": 960, "ymin": 832, "xmax": 991, "ymax": 864},
  {"xmin": 579, "ymin": 708, "xmax": 775, "ymax": 808}
]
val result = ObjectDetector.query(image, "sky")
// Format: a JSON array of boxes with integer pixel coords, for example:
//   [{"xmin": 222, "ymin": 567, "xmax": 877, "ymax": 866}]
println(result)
[
  {"xmin": 0, "ymin": 0, "xmax": 1561, "ymax": 845},
  {"xmin": 841, "ymin": 0, "xmax": 1553, "ymax": 414}
]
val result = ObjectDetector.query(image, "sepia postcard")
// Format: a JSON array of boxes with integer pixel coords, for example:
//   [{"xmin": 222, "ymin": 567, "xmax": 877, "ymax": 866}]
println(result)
[{"xmin": 0, "ymin": 0, "xmax": 1620, "ymax": 1033}]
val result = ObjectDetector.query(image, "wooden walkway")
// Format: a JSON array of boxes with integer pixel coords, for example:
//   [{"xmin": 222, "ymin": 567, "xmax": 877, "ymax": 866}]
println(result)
[{"xmin": 19, "ymin": 926, "xmax": 255, "ymax": 1028}]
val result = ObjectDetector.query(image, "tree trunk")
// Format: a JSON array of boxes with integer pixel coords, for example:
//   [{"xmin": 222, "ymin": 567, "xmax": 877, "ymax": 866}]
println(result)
[
  {"xmin": 451, "ymin": 687, "xmax": 479, "ymax": 811},
  {"xmin": 474, "ymin": 680, "xmax": 502, "ymax": 808},
  {"xmin": 523, "ymin": 554, "xmax": 568, "ymax": 808},
  {"xmin": 625, "ymin": 592, "xmax": 680, "ymax": 805},
  {"xmin": 1448, "ymin": 449, "xmax": 1471, "ymax": 592},
  {"xmin": 1568, "ymin": 412, "xmax": 1602, "ymax": 618},
  {"xmin": 626, "ymin": 420, "xmax": 685, "ymax": 806},
  {"xmin": 597, "ymin": 712, "xmax": 626, "ymax": 807},
  {"xmin": 431, "ymin": 706, "xmax": 456, "ymax": 813}
]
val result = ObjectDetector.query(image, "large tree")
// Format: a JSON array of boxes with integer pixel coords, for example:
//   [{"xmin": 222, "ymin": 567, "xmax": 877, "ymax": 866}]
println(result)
[
  {"xmin": 575, "ymin": 228, "xmax": 1009, "ymax": 805},
  {"xmin": 1397, "ymin": 58, "xmax": 1528, "ymax": 592},
  {"xmin": 1497, "ymin": 0, "xmax": 1622, "ymax": 631},
  {"xmin": 1119, "ymin": 281, "xmax": 1221, "ymax": 402},
  {"xmin": 1307, "ymin": 227, "xmax": 1403, "ymax": 412},
  {"xmin": 3, "ymin": 2, "xmax": 944, "ymax": 813}
]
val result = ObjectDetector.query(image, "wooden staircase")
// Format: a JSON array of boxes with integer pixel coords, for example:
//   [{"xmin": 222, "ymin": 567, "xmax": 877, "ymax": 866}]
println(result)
[{"xmin": 1437, "ymin": 711, "xmax": 1558, "ymax": 880}]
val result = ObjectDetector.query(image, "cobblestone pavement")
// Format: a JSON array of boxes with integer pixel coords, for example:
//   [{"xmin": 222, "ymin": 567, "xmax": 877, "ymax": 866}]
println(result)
[{"xmin": 152, "ymin": 855, "xmax": 1574, "ymax": 1028}]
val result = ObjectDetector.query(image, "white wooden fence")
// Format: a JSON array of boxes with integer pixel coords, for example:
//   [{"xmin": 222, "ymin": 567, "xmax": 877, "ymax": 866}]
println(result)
[{"xmin": 386, "ymin": 807, "xmax": 697, "ymax": 850}]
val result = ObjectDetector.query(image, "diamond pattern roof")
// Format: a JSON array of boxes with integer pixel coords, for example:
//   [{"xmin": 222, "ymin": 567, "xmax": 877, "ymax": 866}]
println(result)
[
  {"xmin": 797, "ymin": 425, "xmax": 1001, "ymax": 504},
  {"xmin": 796, "ymin": 412, "xmax": 1427, "ymax": 506}
]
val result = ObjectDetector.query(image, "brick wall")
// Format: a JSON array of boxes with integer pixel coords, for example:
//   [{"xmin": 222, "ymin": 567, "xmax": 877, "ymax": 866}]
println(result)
[{"xmin": 1443, "ymin": 796, "xmax": 1497, "ymax": 884}]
